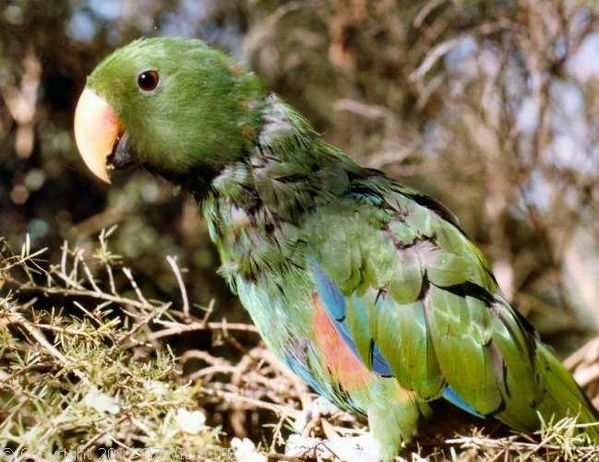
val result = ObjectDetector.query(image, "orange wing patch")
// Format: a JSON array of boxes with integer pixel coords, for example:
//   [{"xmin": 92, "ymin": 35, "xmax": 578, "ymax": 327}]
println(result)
[{"xmin": 311, "ymin": 293, "xmax": 375, "ymax": 390}]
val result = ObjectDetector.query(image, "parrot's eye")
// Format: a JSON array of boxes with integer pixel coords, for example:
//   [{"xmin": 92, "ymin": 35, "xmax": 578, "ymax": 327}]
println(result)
[{"xmin": 137, "ymin": 70, "xmax": 159, "ymax": 92}]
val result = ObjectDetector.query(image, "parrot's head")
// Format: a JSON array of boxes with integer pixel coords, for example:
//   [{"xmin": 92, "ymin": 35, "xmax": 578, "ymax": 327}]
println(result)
[{"xmin": 74, "ymin": 37, "xmax": 264, "ymax": 185}]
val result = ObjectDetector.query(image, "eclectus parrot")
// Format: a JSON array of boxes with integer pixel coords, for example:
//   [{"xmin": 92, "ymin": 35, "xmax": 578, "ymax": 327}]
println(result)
[{"xmin": 73, "ymin": 38, "xmax": 598, "ymax": 460}]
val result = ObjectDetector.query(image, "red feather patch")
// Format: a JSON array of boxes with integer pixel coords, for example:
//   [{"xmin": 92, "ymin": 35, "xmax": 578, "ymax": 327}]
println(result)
[{"xmin": 311, "ymin": 293, "xmax": 374, "ymax": 390}]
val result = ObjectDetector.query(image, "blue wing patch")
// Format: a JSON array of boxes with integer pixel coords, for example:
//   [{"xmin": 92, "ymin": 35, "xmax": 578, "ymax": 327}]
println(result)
[
  {"xmin": 312, "ymin": 262, "xmax": 346, "ymax": 320},
  {"xmin": 285, "ymin": 354, "xmax": 328, "ymax": 397},
  {"xmin": 442, "ymin": 386, "xmax": 485, "ymax": 418},
  {"xmin": 371, "ymin": 341, "xmax": 393, "ymax": 376}
]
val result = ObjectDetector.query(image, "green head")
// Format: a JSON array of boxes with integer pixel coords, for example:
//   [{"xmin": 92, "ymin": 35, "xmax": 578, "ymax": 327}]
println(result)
[{"xmin": 74, "ymin": 37, "xmax": 264, "ymax": 183}]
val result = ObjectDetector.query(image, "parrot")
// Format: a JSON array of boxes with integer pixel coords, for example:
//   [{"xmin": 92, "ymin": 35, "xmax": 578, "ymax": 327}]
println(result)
[{"xmin": 73, "ymin": 37, "xmax": 598, "ymax": 460}]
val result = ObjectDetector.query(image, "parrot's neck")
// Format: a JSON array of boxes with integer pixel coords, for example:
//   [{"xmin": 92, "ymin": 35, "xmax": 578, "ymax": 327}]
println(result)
[{"xmin": 194, "ymin": 95, "xmax": 366, "ymax": 282}]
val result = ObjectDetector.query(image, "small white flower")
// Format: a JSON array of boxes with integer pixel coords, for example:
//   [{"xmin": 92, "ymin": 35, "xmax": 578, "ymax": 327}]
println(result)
[
  {"xmin": 82, "ymin": 387, "xmax": 120, "ymax": 414},
  {"xmin": 285, "ymin": 434, "xmax": 381, "ymax": 462},
  {"xmin": 62, "ymin": 452, "xmax": 76, "ymax": 462},
  {"xmin": 143, "ymin": 379, "xmax": 168, "ymax": 397},
  {"xmin": 292, "ymin": 409, "xmax": 309, "ymax": 433},
  {"xmin": 285, "ymin": 434, "xmax": 332, "ymax": 459},
  {"xmin": 310, "ymin": 396, "xmax": 339, "ymax": 416},
  {"xmin": 175, "ymin": 408, "xmax": 206, "ymax": 434},
  {"xmin": 231, "ymin": 437, "xmax": 267, "ymax": 462},
  {"xmin": 293, "ymin": 397, "xmax": 340, "ymax": 433}
]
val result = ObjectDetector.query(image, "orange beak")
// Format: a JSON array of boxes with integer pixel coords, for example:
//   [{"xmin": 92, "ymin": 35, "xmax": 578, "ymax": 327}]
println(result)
[{"xmin": 74, "ymin": 88, "xmax": 123, "ymax": 183}]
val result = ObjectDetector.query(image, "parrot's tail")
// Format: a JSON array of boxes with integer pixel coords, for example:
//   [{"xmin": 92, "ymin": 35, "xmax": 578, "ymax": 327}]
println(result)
[{"xmin": 536, "ymin": 344, "xmax": 599, "ymax": 442}]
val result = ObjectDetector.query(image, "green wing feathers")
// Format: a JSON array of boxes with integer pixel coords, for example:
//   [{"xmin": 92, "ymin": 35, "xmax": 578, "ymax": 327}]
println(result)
[
  {"xmin": 373, "ymin": 298, "xmax": 444, "ymax": 399},
  {"xmin": 311, "ymin": 182, "xmax": 598, "ymax": 440}
]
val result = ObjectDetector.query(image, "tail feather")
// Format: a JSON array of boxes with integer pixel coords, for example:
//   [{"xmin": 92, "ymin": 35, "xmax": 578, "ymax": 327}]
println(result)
[{"xmin": 536, "ymin": 344, "xmax": 599, "ymax": 442}]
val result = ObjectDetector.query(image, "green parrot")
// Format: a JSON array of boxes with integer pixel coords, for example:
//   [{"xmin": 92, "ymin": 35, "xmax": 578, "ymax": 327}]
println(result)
[{"xmin": 73, "ymin": 38, "xmax": 598, "ymax": 460}]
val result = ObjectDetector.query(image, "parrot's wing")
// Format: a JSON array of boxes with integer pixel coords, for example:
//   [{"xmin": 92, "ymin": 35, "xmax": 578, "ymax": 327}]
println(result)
[{"xmin": 306, "ymin": 184, "xmax": 545, "ymax": 431}]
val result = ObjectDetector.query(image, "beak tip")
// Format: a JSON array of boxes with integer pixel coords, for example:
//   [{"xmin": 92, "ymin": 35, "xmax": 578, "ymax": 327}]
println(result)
[{"xmin": 97, "ymin": 170, "xmax": 112, "ymax": 184}]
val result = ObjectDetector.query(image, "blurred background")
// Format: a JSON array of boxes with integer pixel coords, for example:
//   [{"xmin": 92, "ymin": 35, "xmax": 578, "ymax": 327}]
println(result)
[{"xmin": 1, "ymin": 0, "xmax": 597, "ymax": 354}]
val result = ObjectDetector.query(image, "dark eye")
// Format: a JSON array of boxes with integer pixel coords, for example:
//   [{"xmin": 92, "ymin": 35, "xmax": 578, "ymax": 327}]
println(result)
[{"xmin": 137, "ymin": 70, "xmax": 159, "ymax": 92}]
